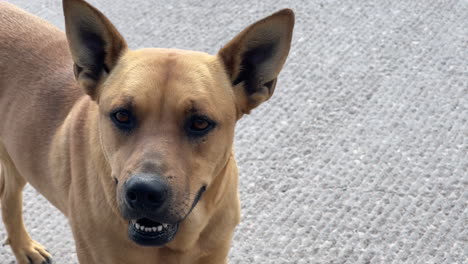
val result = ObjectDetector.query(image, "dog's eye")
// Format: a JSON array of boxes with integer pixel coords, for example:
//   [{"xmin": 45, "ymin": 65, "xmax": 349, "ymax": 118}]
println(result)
[
  {"xmin": 192, "ymin": 118, "xmax": 209, "ymax": 131},
  {"xmin": 111, "ymin": 109, "xmax": 135, "ymax": 131},
  {"xmin": 186, "ymin": 116, "xmax": 215, "ymax": 137},
  {"xmin": 115, "ymin": 111, "xmax": 130, "ymax": 123}
]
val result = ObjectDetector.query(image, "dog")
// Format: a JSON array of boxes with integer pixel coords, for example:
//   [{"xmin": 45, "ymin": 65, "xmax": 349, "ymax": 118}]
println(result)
[{"xmin": 0, "ymin": 0, "xmax": 294, "ymax": 263}]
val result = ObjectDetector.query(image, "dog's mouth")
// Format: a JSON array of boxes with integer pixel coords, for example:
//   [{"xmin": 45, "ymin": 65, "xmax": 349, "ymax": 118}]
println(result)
[
  {"xmin": 128, "ymin": 218, "xmax": 179, "ymax": 246},
  {"xmin": 125, "ymin": 186, "xmax": 207, "ymax": 246}
]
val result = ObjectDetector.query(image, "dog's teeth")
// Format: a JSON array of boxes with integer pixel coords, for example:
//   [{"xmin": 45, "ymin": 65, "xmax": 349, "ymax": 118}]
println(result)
[{"xmin": 134, "ymin": 222, "xmax": 168, "ymax": 232}]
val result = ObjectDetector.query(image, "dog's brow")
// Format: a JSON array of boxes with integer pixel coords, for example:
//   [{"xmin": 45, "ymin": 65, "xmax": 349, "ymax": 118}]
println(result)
[
  {"xmin": 185, "ymin": 99, "xmax": 205, "ymax": 114},
  {"xmin": 182, "ymin": 98, "xmax": 221, "ymax": 123},
  {"xmin": 112, "ymin": 95, "xmax": 135, "ymax": 110}
]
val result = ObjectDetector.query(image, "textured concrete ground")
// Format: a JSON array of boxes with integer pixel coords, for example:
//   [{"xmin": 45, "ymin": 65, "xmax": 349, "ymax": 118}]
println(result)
[{"xmin": 1, "ymin": 0, "xmax": 467, "ymax": 263}]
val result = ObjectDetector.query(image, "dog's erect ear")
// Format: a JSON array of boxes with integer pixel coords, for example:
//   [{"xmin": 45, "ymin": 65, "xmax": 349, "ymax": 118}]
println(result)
[
  {"xmin": 63, "ymin": 0, "xmax": 127, "ymax": 99},
  {"xmin": 218, "ymin": 9, "xmax": 294, "ymax": 115}
]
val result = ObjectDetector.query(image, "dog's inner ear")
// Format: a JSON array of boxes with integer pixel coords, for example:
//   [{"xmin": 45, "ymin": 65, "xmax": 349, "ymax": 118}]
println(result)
[
  {"xmin": 63, "ymin": 0, "xmax": 127, "ymax": 99},
  {"xmin": 218, "ymin": 9, "xmax": 294, "ymax": 115}
]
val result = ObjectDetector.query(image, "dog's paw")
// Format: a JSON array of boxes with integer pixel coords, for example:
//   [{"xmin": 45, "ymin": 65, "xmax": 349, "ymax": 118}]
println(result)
[{"xmin": 10, "ymin": 238, "xmax": 52, "ymax": 264}]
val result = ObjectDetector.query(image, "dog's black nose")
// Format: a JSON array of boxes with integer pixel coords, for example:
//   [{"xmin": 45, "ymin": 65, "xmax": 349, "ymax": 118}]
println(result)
[{"xmin": 125, "ymin": 175, "xmax": 169, "ymax": 210}]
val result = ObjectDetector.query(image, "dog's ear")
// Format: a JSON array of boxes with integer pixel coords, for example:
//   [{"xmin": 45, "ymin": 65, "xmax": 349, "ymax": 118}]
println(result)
[
  {"xmin": 63, "ymin": 0, "xmax": 127, "ymax": 99},
  {"xmin": 218, "ymin": 9, "xmax": 294, "ymax": 115}
]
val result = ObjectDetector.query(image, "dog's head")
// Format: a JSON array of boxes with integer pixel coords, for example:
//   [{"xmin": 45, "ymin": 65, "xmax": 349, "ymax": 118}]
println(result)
[{"xmin": 63, "ymin": 0, "xmax": 294, "ymax": 247}]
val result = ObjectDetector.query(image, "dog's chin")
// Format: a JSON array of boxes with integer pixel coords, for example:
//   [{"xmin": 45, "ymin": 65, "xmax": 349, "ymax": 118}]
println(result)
[{"xmin": 128, "ymin": 218, "xmax": 179, "ymax": 247}]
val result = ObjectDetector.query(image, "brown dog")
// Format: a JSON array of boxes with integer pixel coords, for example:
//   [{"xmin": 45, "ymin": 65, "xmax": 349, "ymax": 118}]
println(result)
[{"xmin": 0, "ymin": 0, "xmax": 294, "ymax": 263}]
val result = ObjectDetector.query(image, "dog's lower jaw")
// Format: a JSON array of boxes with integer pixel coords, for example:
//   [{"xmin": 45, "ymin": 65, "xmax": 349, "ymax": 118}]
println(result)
[{"xmin": 128, "ymin": 220, "xmax": 179, "ymax": 246}]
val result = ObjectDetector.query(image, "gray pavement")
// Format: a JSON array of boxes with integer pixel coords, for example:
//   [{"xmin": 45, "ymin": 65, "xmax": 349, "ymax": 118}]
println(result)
[{"xmin": 0, "ymin": 0, "xmax": 467, "ymax": 263}]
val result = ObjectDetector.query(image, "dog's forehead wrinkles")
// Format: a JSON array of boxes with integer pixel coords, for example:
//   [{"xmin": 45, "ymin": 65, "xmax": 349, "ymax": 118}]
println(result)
[{"xmin": 119, "ymin": 49, "xmax": 217, "ymax": 97}]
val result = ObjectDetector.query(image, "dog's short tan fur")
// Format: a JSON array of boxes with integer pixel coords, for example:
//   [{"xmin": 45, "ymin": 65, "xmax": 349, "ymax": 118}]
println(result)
[{"xmin": 0, "ymin": 0, "xmax": 294, "ymax": 263}]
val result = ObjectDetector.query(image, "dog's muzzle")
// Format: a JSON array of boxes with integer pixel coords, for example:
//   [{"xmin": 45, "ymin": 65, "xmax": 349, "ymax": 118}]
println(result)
[{"xmin": 120, "ymin": 174, "xmax": 206, "ymax": 247}]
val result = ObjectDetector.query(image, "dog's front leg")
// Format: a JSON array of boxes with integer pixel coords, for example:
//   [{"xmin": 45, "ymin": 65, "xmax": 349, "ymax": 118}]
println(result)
[{"xmin": 0, "ymin": 156, "xmax": 52, "ymax": 264}]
